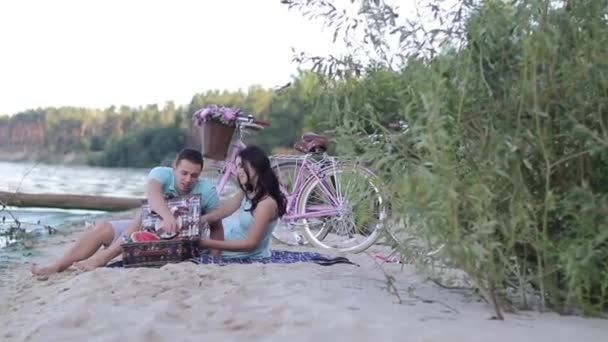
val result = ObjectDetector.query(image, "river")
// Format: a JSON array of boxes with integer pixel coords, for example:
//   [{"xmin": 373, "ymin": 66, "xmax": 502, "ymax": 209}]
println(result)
[{"xmin": 0, "ymin": 161, "xmax": 150, "ymax": 249}]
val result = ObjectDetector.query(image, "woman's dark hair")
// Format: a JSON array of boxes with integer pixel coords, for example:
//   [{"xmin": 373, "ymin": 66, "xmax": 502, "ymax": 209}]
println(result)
[{"xmin": 237, "ymin": 146, "xmax": 286, "ymax": 217}]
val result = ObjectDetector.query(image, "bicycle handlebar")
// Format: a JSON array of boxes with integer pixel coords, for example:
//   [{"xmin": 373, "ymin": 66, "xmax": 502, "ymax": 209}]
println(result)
[
  {"xmin": 253, "ymin": 118, "xmax": 271, "ymax": 126},
  {"xmin": 235, "ymin": 114, "xmax": 271, "ymax": 131}
]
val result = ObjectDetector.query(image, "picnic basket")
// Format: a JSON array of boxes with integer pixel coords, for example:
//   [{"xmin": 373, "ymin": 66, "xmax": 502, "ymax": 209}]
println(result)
[{"xmin": 121, "ymin": 194, "xmax": 205, "ymax": 268}]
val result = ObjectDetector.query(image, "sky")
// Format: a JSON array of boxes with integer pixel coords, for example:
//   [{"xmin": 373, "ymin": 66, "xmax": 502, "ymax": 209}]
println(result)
[{"xmin": 0, "ymin": 0, "xmax": 341, "ymax": 115}]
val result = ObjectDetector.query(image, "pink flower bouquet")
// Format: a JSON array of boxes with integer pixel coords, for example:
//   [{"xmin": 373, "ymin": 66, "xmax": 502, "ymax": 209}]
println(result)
[{"xmin": 192, "ymin": 104, "xmax": 242, "ymax": 127}]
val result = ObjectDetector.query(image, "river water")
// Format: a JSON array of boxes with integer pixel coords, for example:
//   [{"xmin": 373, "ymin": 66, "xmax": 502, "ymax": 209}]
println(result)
[{"xmin": 0, "ymin": 161, "xmax": 149, "ymax": 250}]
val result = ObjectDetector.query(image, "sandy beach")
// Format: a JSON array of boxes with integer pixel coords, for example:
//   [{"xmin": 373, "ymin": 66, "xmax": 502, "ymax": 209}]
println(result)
[{"xmin": 1, "ymin": 218, "xmax": 607, "ymax": 342}]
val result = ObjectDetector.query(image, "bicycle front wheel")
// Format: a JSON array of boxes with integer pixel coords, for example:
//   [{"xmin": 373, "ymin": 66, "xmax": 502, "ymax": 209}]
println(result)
[
  {"xmin": 270, "ymin": 161, "xmax": 331, "ymax": 246},
  {"xmin": 200, "ymin": 161, "xmax": 239, "ymax": 200},
  {"xmin": 296, "ymin": 163, "xmax": 387, "ymax": 253}
]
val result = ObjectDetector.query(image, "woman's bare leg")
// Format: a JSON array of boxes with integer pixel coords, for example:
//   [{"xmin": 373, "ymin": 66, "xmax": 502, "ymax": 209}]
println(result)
[{"xmin": 30, "ymin": 221, "xmax": 115, "ymax": 276}]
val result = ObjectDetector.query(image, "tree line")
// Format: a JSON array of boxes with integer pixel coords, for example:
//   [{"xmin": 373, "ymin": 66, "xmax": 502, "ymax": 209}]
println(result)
[{"xmin": 0, "ymin": 71, "xmax": 322, "ymax": 167}]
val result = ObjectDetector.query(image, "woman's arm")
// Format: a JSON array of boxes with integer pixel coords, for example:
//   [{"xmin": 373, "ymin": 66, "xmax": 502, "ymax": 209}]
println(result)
[
  {"xmin": 200, "ymin": 197, "xmax": 277, "ymax": 252},
  {"xmin": 201, "ymin": 191, "xmax": 244, "ymax": 223},
  {"xmin": 207, "ymin": 220, "xmax": 223, "ymax": 257}
]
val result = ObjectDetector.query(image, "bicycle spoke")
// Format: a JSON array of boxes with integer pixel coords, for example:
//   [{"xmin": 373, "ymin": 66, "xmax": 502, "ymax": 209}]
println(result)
[{"xmin": 297, "ymin": 163, "xmax": 386, "ymax": 253}]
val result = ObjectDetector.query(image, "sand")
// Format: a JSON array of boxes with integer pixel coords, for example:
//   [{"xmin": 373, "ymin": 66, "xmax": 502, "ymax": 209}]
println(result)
[{"xmin": 1, "ymin": 222, "xmax": 607, "ymax": 342}]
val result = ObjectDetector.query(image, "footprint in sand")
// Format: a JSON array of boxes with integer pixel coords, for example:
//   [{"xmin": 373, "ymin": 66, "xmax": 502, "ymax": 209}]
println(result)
[{"xmin": 222, "ymin": 318, "xmax": 252, "ymax": 331}]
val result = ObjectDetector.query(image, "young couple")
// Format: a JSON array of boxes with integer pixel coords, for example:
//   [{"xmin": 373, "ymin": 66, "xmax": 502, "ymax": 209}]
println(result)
[{"xmin": 31, "ymin": 146, "xmax": 286, "ymax": 276}]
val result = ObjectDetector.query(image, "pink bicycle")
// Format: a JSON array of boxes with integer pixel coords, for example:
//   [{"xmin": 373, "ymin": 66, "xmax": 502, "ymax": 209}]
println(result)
[{"xmin": 199, "ymin": 112, "xmax": 387, "ymax": 253}]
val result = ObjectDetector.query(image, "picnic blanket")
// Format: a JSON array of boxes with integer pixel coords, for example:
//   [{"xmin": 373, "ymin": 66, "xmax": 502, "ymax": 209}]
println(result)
[
  {"xmin": 107, "ymin": 250, "xmax": 358, "ymax": 268},
  {"xmin": 194, "ymin": 250, "xmax": 359, "ymax": 266}
]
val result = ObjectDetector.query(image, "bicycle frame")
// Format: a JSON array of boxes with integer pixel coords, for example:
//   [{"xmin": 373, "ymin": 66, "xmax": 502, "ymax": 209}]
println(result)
[
  {"xmin": 210, "ymin": 118, "xmax": 261, "ymax": 196},
  {"xmin": 282, "ymin": 157, "xmax": 344, "ymax": 221},
  {"xmin": 207, "ymin": 117, "xmax": 357, "ymax": 237},
  {"xmin": 198, "ymin": 112, "xmax": 390, "ymax": 252},
  {"xmin": 213, "ymin": 138, "xmax": 246, "ymax": 196},
  {"xmin": 214, "ymin": 146, "xmax": 345, "ymax": 224}
]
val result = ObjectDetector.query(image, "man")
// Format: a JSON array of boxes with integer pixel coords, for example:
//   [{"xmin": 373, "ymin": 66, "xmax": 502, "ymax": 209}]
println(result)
[{"xmin": 30, "ymin": 148, "xmax": 223, "ymax": 275}]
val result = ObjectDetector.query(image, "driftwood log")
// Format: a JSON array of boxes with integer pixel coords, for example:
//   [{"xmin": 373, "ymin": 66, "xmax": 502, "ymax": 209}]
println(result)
[{"xmin": 0, "ymin": 191, "xmax": 144, "ymax": 211}]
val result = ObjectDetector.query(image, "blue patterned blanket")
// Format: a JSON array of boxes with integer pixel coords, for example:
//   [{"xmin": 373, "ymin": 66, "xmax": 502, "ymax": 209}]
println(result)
[
  {"xmin": 194, "ymin": 250, "xmax": 358, "ymax": 266},
  {"xmin": 107, "ymin": 250, "xmax": 358, "ymax": 268}
]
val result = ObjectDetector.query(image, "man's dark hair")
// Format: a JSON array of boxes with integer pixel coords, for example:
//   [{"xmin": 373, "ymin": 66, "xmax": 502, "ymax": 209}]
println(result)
[{"xmin": 175, "ymin": 148, "xmax": 204, "ymax": 168}]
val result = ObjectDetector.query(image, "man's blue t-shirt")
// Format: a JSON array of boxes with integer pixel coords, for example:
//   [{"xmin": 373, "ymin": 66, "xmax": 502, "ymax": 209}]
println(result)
[{"xmin": 147, "ymin": 166, "xmax": 219, "ymax": 213}]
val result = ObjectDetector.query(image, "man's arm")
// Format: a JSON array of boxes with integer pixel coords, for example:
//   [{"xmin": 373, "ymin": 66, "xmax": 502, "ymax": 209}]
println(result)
[{"xmin": 146, "ymin": 178, "xmax": 178, "ymax": 233}]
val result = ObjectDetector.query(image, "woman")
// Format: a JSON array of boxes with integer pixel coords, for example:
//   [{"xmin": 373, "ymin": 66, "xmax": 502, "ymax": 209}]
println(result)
[{"xmin": 200, "ymin": 145, "xmax": 286, "ymax": 259}]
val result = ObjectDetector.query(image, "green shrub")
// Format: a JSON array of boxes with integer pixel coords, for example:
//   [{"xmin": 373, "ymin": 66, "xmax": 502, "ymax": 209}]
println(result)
[{"xmin": 288, "ymin": 0, "xmax": 608, "ymax": 316}]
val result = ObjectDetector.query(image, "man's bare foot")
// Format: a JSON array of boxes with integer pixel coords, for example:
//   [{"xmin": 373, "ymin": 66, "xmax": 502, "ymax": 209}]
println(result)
[
  {"xmin": 73, "ymin": 256, "xmax": 105, "ymax": 272},
  {"xmin": 30, "ymin": 263, "xmax": 61, "ymax": 276}
]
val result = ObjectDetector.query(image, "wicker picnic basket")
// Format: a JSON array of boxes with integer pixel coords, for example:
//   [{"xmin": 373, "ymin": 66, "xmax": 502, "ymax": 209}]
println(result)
[
  {"xmin": 121, "ymin": 194, "xmax": 205, "ymax": 268},
  {"xmin": 199, "ymin": 120, "xmax": 235, "ymax": 160}
]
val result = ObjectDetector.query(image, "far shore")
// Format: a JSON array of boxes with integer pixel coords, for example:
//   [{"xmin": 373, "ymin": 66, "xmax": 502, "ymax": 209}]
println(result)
[{"xmin": 0, "ymin": 149, "xmax": 93, "ymax": 165}]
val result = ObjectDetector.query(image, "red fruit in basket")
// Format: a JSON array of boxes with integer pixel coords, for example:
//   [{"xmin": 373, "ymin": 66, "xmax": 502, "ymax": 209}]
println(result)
[{"xmin": 131, "ymin": 231, "xmax": 160, "ymax": 242}]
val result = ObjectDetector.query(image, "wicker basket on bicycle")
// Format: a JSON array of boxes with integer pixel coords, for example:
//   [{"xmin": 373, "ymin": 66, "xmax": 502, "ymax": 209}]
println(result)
[
  {"xmin": 199, "ymin": 121, "xmax": 234, "ymax": 160},
  {"xmin": 121, "ymin": 194, "xmax": 205, "ymax": 268},
  {"xmin": 193, "ymin": 105, "xmax": 240, "ymax": 160}
]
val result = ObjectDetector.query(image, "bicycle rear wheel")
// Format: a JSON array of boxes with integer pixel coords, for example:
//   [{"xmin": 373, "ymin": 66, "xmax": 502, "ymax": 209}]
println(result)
[{"xmin": 296, "ymin": 162, "xmax": 387, "ymax": 253}]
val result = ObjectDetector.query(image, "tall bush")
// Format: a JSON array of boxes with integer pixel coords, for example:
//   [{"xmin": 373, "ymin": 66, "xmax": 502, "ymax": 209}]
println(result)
[{"xmin": 286, "ymin": 0, "xmax": 608, "ymax": 316}]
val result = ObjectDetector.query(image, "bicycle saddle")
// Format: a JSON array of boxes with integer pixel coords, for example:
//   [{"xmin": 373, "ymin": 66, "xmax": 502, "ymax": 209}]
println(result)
[
  {"xmin": 294, "ymin": 132, "xmax": 329, "ymax": 153},
  {"xmin": 302, "ymin": 132, "xmax": 328, "ymax": 142}
]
